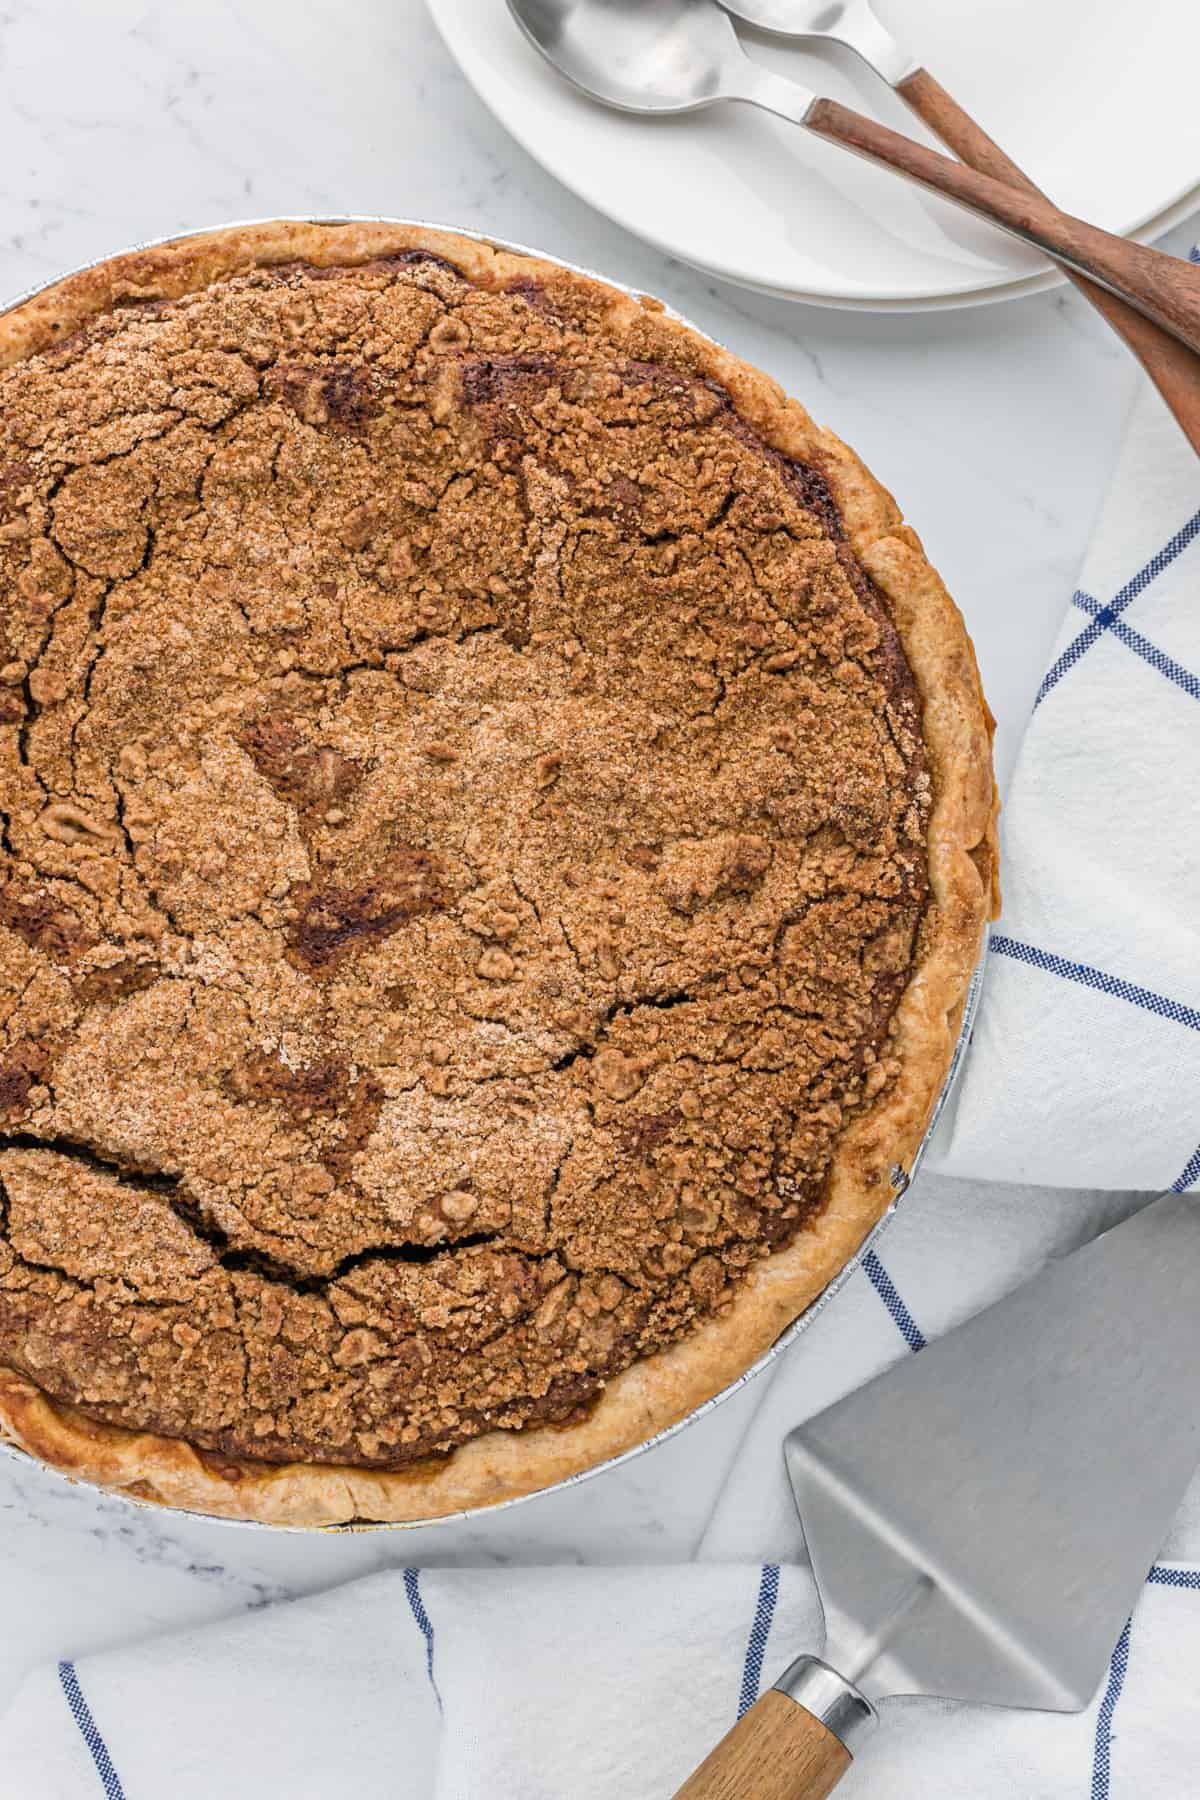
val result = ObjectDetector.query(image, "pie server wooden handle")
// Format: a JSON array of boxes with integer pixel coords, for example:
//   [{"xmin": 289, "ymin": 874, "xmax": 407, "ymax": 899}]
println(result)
[
  {"xmin": 895, "ymin": 67, "xmax": 1200, "ymax": 459},
  {"xmin": 795, "ymin": 96, "xmax": 1200, "ymax": 363},
  {"xmin": 673, "ymin": 1658, "xmax": 874, "ymax": 1799},
  {"xmin": 672, "ymin": 1689, "xmax": 851, "ymax": 1800}
]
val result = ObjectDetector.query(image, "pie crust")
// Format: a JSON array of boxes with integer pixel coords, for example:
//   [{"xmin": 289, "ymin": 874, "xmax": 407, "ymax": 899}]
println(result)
[{"xmin": 0, "ymin": 222, "xmax": 997, "ymax": 1524}]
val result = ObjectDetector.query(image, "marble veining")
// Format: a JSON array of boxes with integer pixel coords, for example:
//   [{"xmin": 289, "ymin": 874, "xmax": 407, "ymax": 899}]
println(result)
[{"xmin": 0, "ymin": 0, "xmax": 1191, "ymax": 1717}]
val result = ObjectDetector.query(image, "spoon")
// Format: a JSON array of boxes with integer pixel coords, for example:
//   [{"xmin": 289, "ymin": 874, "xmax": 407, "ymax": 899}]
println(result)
[
  {"xmin": 716, "ymin": 0, "xmax": 1200, "ymax": 457},
  {"xmin": 721, "ymin": 0, "xmax": 918, "ymax": 84},
  {"xmin": 505, "ymin": 0, "xmax": 1200, "ymax": 361}
]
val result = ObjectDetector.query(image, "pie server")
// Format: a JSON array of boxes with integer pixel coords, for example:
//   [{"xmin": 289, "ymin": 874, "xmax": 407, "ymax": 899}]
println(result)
[{"xmin": 674, "ymin": 1185, "xmax": 1200, "ymax": 1797}]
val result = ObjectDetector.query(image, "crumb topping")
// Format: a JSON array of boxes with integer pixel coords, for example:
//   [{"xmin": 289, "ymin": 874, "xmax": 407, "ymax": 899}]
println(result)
[{"xmin": 0, "ymin": 253, "xmax": 929, "ymax": 1468}]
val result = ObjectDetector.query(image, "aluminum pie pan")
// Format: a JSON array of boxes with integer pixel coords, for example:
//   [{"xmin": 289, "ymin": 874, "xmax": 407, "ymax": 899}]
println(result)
[{"xmin": 0, "ymin": 217, "xmax": 987, "ymax": 1530}]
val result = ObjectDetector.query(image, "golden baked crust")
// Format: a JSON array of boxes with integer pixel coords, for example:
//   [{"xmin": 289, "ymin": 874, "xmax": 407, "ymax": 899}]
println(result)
[{"xmin": 0, "ymin": 221, "xmax": 996, "ymax": 1523}]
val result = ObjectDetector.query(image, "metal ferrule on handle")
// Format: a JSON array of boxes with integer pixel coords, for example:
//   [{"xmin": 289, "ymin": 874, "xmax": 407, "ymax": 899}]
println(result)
[
  {"xmin": 672, "ymin": 1657, "xmax": 876, "ymax": 1797},
  {"xmin": 774, "ymin": 1655, "xmax": 878, "ymax": 1753}
]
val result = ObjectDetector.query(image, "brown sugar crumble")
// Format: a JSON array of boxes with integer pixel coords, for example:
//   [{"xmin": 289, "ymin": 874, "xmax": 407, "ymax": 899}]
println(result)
[{"xmin": 0, "ymin": 253, "xmax": 929, "ymax": 1471}]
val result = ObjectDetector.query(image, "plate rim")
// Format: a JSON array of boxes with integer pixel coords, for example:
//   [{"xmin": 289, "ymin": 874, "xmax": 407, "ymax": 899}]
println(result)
[{"xmin": 673, "ymin": 185, "xmax": 1200, "ymax": 313}]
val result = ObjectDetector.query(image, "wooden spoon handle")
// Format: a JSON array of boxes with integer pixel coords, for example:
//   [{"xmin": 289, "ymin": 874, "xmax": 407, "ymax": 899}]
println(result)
[
  {"xmin": 895, "ymin": 66, "xmax": 1067, "ymax": 188},
  {"xmin": 803, "ymin": 95, "xmax": 1200, "ymax": 360},
  {"xmin": 672, "ymin": 1691, "xmax": 850, "ymax": 1800},
  {"xmin": 896, "ymin": 67, "xmax": 1200, "ymax": 458}
]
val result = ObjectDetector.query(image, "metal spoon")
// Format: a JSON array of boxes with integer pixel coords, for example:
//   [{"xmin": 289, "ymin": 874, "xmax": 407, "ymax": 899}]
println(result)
[
  {"xmin": 506, "ymin": 0, "xmax": 1200, "ymax": 361},
  {"xmin": 718, "ymin": 0, "xmax": 916, "ymax": 82},
  {"xmin": 715, "ymin": 0, "xmax": 1200, "ymax": 457}
]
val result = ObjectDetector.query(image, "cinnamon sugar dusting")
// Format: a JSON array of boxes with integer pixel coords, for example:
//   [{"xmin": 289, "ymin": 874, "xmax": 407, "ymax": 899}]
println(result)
[{"xmin": 0, "ymin": 254, "xmax": 928, "ymax": 1469}]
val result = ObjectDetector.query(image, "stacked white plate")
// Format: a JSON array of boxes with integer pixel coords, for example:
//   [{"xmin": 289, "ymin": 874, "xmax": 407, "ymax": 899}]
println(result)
[{"xmin": 428, "ymin": 0, "xmax": 1200, "ymax": 309}]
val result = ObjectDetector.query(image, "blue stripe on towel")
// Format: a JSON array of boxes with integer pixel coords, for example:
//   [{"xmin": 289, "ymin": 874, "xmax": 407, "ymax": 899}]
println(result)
[
  {"xmin": 990, "ymin": 935, "xmax": 1200, "ymax": 1033},
  {"xmin": 736, "ymin": 1564, "xmax": 781, "ymax": 1718},
  {"xmin": 1037, "ymin": 509, "xmax": 1200, "ymax": 705},
  {"xmin": 1170, "ymin": 1142, "xmax": 1200, "ymax": 1193},
  {"xmin": 404, "ymin": 1567, "xmax": 443, "ymax": 1712},
  {"xmin": 1092, "ymin": 1567, "xmax": 1200, "ymax": 1794},
  {"xmin": 1071, "ymin": 589, "xmax": 1200, "ymax": 703},
  {"xmin": 1091, "ymin": 1618, "xmax": 1132, "ymax": 1800},
  {"xmin": 862, "ymin": 1250, "xmax": 926, "ymax": 1352},
  {"xmin": 1148, "ymin": 1564, "xmax": 1200, "ymax": 1590},
  {"xmin": 58, "ymin": 1662, "xmax": 125, "ymax": 1799}
]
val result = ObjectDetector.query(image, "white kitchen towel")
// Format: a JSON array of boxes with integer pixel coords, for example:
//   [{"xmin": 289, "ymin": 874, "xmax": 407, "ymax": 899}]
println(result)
[
  {"xmin": 5, "ymin": 375, "xmax": 1200, "ymax": 1799},
  {"xmin": 928, "ymin": 367, "xmax": 1200, "ymax": 1192}
]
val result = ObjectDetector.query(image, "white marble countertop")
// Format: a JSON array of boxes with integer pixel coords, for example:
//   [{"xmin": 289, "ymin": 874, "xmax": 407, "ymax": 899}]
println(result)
[{"xmin": 0, "ymin": 0, "xmax": 1193, "ymax": 1721}]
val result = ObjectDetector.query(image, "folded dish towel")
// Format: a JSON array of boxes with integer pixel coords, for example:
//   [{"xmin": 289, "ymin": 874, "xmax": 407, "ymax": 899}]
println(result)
[
  {"xmin": 4, "ymin": 376, "xmax": 1200, "ymax": 1800},
  {"xmin": 929, "ymin": 371, "xmax": 1200, "ymax": 1192}
]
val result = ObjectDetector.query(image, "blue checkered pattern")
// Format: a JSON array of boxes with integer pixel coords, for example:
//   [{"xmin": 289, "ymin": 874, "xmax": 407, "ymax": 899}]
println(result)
[
  {"xmin": 58, "ymin": 1663, "xmax": 125, "ymax": 1799},
  {"xmin": 405, "ymin": 1566, "xmax": 443, "ymax": 1713},
  {"xmin": 736, "ymin": 1563, "xmax": 781, "ymax": 1718},
  {"xmin": 1036, "ymin": 508, "xmax": 1200, "ymax": 707}
]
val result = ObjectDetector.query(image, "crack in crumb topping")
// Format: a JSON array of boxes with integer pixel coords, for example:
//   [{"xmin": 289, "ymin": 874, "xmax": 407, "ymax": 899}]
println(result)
[{"xmin": 0, "ymin": 253, "xmax": 929, "ymax": 1469}]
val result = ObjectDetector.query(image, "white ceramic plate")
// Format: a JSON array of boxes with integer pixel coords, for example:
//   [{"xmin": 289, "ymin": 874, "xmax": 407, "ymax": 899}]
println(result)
[{"xmin": 428, "ymin": 0, "xmax": 1200, "ymax": 309}]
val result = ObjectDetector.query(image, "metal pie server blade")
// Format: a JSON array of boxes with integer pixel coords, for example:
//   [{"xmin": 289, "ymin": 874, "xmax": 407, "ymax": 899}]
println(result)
[{"xmin": 782, "ymin": 1187, "xmax": 1200, "ymax": 1728}]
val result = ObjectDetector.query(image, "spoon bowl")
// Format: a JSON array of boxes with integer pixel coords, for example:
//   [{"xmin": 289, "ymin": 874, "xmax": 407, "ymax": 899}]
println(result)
[{"xmin": 506, "ymin": 0, "xmax": 744, "ymax": 114}]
